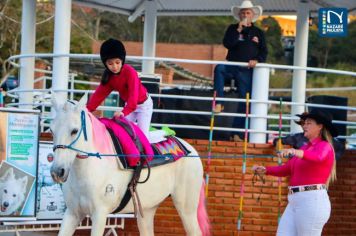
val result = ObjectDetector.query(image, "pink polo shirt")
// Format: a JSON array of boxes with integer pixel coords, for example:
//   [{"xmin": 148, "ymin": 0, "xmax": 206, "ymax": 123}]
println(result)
[
  {"xmin": 266, "ymin": 137, "xmax": 334, "ymax": 186},
  {"xmin": 87, "ymin": 64, "xmax": 148, "ymax": 116}
]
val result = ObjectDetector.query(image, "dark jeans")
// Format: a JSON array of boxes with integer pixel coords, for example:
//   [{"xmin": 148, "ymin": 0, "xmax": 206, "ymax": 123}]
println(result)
[{"xmin": 213, "ymin": 64, "xmax": 253, "ymax": 138}]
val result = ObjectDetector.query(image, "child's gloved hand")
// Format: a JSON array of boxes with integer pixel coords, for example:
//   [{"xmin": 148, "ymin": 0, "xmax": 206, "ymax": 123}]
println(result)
[
  {"xmin": 114, "ymin": 111, "xmax": 124, "ymax": 120},
  {"xmin": 162, "ymin": 126, "xmax": 176, "ymax": 136}
]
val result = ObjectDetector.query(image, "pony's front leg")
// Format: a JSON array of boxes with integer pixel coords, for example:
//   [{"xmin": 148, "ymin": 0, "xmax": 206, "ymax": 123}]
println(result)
[
  {"xmin": 58, "ymin": 209, "xmax": 84, "ymax": 236},
  {"xmin": 137, "ymin": 207, "xmax": 157, "ymax": 236},
  {"xmin": 90, "ymin": 210, "xmax": 108, "ymax": 236}
]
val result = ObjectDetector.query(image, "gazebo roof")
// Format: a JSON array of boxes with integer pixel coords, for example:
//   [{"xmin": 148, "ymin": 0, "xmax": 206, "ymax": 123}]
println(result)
[{"xmin": 73, "ymin": 0, "xmax": 356, "ymax": 16}]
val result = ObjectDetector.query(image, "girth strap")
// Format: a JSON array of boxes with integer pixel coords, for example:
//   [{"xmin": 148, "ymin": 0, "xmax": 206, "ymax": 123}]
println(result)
[
  {"xmin": 111, "ymin": 161, "xmax": 147, "ymax": 217},
  {"xmin": 110, "ymin": 118, "xmax": 150, "ymax": 216},
  {"xmin": 111, "ymin": 186, "xmax": 131, "ymax": 214}
]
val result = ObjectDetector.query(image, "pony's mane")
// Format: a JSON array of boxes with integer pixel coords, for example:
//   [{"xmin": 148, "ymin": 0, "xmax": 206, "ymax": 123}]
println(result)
[{"xmin": 86, "ymin": 112, "xmax": 114, "ymax": 155}]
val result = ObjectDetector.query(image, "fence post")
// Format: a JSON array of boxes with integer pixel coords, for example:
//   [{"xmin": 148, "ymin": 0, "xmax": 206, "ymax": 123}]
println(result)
[
  {"xmin": 250, "ymin": 66, "xmax": 270, "ymax": 143},
  {"xmin": 19, "ymin": 0, "xmax": 36, "ymax": 109}
]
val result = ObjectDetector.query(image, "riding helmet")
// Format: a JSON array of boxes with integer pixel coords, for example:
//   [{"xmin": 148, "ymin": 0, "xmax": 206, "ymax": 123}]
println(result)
[{"xmin": 100, "ymin": 38, "xmax": 126, "ymax": 66}]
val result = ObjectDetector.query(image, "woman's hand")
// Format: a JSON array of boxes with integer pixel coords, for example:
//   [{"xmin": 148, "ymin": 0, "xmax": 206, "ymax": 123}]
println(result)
[
  {"xmin": 252, "ymin": 165, "xmax": 266, "ymax": 175},
  {"xmin": 277, "ymin": 149, "xmax": 303, "ymax": 159}
]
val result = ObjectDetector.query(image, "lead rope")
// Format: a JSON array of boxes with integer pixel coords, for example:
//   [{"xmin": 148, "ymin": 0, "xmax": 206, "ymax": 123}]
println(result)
[
  {"xmin": 205, "ymin": 90, "xmax": 217, "ymax": 197},
  {"xmin": 237, "ymin": 93, "xmax": 250, "ymax": 235},
  {"xmin": 277, "ymin": 98, "xmax": 283, "ymax": 223},
  {"xmin": 252, "ymin": 171, "xmax": 265, "ymax": 202}
]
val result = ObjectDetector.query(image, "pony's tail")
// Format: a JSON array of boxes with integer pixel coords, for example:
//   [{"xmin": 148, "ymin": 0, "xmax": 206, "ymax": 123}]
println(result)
[{"xmin": 198, "ymin": 180, "xmax": 211, "ymax": 236}]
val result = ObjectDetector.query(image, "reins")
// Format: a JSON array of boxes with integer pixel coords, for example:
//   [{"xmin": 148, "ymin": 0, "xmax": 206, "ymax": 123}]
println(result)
[
  {"xmin": 52, "ymin": 110, "xmax": 278, "ymax": 160},
  {"xmin": 252, "ymin": 171, "xmax": 265, "ymax": 202}
]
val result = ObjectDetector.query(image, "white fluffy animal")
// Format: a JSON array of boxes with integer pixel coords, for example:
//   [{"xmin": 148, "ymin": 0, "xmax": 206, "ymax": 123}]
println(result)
[
  {"xmin": 0, "ymin": 168, "xmax": 28, "ymax": 216},
  {"xmin": 50, "ymin": 94, "xmax": 210, "ymax": 236}
]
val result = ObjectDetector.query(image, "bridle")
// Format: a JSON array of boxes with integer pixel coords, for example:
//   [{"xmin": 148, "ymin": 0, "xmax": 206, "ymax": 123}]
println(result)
[{"xmin": 52, "ymin": 110, "xmax": 92, "ymax": 158}]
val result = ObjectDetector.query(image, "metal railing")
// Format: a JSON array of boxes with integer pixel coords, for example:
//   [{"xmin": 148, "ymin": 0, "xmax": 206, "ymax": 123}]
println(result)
[{"xmin": 5, "ymin": 53, "xmax": 356, "ymax": 143}]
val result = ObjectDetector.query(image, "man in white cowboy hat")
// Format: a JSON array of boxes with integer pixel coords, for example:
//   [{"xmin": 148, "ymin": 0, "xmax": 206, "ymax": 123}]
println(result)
[{"xmin": 213, "ymin": 0, "xmax": 267, "ymax": 142}]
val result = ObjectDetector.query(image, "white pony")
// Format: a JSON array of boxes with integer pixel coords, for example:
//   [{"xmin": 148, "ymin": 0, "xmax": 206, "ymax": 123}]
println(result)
[{"xmin": 50, "ymin": 94, "xmax": 210, "ymax": 236}]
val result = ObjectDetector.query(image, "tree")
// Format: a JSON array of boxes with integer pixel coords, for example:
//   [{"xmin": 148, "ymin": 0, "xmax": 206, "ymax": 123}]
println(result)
[
  {"xmin": 0, "ymin": 0, "xmax": 22, "ymax": 81},
  {"xmin": 0, "ymin": 0, "xmax": 55, "ymax": 80},
  {"xmin": 259, "ymin": 16, "xmax": 284, "ymax": 64},
  {"xmin": 156, "ymin": 16, "xmax": 232, "ymax": 44},
  {"xmin": 308, "ymin": 29, "xmax": 334, "ymax": 68},
  {"xmin": 308, "ymin": 20, "xmax": 356, "ymax": 68},
  {"xmin": 328, "ymin": 20, "xmax": 356, "ymax": 66}
]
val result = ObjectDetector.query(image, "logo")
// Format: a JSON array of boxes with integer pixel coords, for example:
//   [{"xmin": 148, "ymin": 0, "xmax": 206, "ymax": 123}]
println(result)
[
  {"xmin": 319, "ymin": 8, "xmax": 348, "ymax": 37},
  {"xmin": 46, "ymin": 202, "xmax": 58, "ymax": 211}
]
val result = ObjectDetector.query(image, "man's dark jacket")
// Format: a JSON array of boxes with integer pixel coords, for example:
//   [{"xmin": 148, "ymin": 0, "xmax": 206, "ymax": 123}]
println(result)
[{"xmin": 223, "ymin": 23, "xmax": 267, "ymax": 63}]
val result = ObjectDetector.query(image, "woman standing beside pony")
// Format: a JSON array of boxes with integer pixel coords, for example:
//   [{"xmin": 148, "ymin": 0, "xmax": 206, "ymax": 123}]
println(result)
[
  {"xmin": 253, "ymin": 109, "xmax": 337, "ymax": 235},
  {"xmin": 87, "ymin": 38, "xmax": 174, "ymax": 143}
]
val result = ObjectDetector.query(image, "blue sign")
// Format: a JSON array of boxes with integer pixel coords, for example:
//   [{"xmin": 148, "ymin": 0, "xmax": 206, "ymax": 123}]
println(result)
[{"xmin": 319, "ymin": 8, "xmax": 348, "ymax": 37}]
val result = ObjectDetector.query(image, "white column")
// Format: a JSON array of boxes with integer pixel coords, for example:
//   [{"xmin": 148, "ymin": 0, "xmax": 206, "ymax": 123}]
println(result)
[
  {"xmin": 142, "ymin": 0, "xmax": 157, "ymax": 75},
  {"xmin": 52, "ymin": 0, "xmax": 72, "ymax": 102},
  {"xmin": 250, "ymin": 66, "xmax": 270, "ymax": 143},
  {"xmin": 291, "ymin": 0, "xmax": 310, "ymax": 133},
  {"xmin": 19, "ymin": 0, "xmax": 36, "ymax": 109}
]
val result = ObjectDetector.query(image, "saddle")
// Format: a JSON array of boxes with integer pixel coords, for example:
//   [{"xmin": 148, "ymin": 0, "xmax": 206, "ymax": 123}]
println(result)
[
  {"xmin": 99, "ymin": 117, "xmax": 153, "ymax": 167},
  {"xmin": 100, "ymin": 118, "xmax": 190, "ymax": 169},
  {"xmin": 98, "ymin": 118, "xmax": 190, "ymax": 216}
]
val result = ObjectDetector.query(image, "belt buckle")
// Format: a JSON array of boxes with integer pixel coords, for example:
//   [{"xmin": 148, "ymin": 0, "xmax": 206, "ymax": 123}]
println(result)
[{"xmin": 304, "ymin": 185, "xmax": 313, "ymax": 191}]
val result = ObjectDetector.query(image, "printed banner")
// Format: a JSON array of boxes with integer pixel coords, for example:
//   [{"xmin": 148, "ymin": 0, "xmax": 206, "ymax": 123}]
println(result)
[
  {"xmin": 36, "ymin": 142, "xmax": 66, "ymax": 219},
  {"xmin": 0, "ymin": 111, "xmax": 39, "ymax": 218}
]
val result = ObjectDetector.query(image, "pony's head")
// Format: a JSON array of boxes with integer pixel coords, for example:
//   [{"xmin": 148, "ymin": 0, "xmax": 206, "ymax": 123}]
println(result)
[{"xmin": 50, "ymin": 93, "xmax": 88, "ymax": 183}]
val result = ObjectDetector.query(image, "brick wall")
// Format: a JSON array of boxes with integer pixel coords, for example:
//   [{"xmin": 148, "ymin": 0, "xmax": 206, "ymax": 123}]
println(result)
[{"xmin": 113, "ymin": 140, "xmax": 356, "ymax": 236}]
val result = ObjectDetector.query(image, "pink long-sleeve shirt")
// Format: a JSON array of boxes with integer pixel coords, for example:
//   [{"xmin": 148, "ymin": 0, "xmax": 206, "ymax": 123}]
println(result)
[
  {"xmin": 86, "ymin": 64, "xmax": 148, "ymax": 116},
  {"xmin": 266, "ymin": 137, "xmax": 334, "ymax": 186}
]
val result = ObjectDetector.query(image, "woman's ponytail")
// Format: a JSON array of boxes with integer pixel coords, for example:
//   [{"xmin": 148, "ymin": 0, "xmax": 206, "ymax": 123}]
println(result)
[{"xmin": 323, "ymin": 128, "xmax": 337, "ymax": 187}]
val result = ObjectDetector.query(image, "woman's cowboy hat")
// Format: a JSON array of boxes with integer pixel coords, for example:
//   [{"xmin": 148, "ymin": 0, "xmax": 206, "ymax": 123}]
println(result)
[
  {"xmin": 231, "ymin": 0, "xmax": 263, "ymax": 22},
  {"xmin": 295, "ymin": 112, "xmax": 308, "ymax": 126},
  {"xmin": 298, "ymin": 109, "xmax": 338, "ymax": 137}
]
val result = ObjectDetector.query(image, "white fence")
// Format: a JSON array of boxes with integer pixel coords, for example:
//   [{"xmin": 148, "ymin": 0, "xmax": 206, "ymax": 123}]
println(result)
[
  {"xmin": 1, "ymin": 53, "xmax": 356, "ymax": 233},
  {"xmin": 5, "ymin": 53, "xmax": 356, "ymax": 143}
]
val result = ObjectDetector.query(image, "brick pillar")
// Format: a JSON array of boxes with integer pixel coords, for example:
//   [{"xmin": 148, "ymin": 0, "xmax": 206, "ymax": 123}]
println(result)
[
  {"xmin": 34, "ymin": 61, "xmax": 47, "ymax": 89},
  {"xmin": 155, "ymin": 67, "xmax": 174, "ymax": 84}
]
